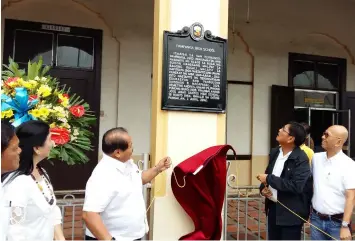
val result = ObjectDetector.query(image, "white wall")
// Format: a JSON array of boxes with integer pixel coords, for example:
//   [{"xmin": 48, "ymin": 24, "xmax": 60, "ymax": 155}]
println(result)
[
  {"xmin": 116, "ymin": 34, "xmax": 152, "ymax": 154},
  {"xmin": 2, "ymin": 0, "xmax": 355, "ymax": 159},
  {"xmin": 226, "ymin": 84, "xmax": 252, "ymax": 155}
]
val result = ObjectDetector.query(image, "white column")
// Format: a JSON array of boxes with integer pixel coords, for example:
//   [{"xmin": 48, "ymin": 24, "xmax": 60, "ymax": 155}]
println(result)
[{"xmin": 150, "ymin": 0, "xmax": 229, "ymax": 239}]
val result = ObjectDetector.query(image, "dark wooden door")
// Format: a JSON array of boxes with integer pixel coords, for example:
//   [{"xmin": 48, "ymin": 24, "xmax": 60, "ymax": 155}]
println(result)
[
  {"xmin": 342, "ymin": 92, "xmax": 355, "ymax": 160},
  {"xmin": 43, "ymin": 69, "xmax": 99, "ymax": 190},
  {"xmin": 2, "ymin": 19, "xmax": 103, "ymax": 190},
  {"xmin": 270, "ymin": 85, "xmax": 295, "ymax": 149}
]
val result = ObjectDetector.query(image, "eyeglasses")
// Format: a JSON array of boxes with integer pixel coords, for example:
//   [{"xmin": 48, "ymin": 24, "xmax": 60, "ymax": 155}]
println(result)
[
  {"xmin": 323, "ymin": 132, "xmax": 341, "ymax": 139},
  {"xmin": 282, "ymin": 127, "xmax": 292, "ymax": 136}
]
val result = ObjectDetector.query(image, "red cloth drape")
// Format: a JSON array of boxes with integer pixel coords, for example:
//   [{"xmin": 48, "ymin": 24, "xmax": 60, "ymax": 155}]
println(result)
[{"xmin": 171, "ymin": 145, "xmax": 236, "ymax": 240}]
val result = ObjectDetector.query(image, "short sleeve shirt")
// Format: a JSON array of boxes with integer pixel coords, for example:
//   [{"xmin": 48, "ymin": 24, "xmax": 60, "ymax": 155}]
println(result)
[
  {"xmin": 312, "ymin": 151, "xmax": 355, "ymax": 215},
  {"xmin": 83, "ymin": 154, "xmax": 148, "ymax": 240}
]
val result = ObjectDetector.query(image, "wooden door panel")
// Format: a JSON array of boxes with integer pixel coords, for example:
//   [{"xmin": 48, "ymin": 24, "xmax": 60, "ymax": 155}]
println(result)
[
  {"xmin": 54, "ymin": 77, "xmax": 92, "ymax": 103},
  {"xmin": 270, "ymin": 85, "xmax": 295, "ymax": 149},
  {"xmin": 342, "ymin": 92, "xmax": 355, "ymax": 159},
  {"xmin": 41, "ymin": 75, "xmax": 98, "ymax": 190}
]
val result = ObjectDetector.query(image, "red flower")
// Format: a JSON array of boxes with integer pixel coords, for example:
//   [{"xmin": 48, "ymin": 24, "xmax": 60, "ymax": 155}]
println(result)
[
  {"xmin": 69, "ymin": 105, "xmax": 85, "ymax": 118},
  {"xmin": 50, "ymin": 127, "xmax": 70, "ymax": 145},
  {"xmin": 29, "ymin": 95, "xmax": 38, "ymax": 101},
  {"xmin": 4, "ymin": 77, "xmax": 19, "ymax": 87}
]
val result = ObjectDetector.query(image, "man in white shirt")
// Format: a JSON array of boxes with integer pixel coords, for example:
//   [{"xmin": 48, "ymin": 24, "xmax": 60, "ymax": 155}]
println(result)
[
  {"xmin": 82, "ymin": 127, "xmax": 171, "ymax": 241},
  {"xmin": 311, "ymin": 125, "xmax": 355, "ymax": 240}
]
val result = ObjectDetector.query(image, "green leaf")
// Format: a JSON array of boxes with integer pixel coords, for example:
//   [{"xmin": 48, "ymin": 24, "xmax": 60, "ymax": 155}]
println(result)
[
  {"xmin": 72, "ymin": 142, "xmax": 92, "ymax": 150},
  {"xmin": 65, "ymin": 143, "xmax": 87, "ymax": 160},
  {"xmin": 60, "ymin": 147, "xmax": 69, "ymax": 161},
  {"xmin": 42, "ymin": 65, "xmax": 50, "ymax": 76},
  {"xmin": 2, "ymin": 56, "xmax": 97, "ymax": 166}
]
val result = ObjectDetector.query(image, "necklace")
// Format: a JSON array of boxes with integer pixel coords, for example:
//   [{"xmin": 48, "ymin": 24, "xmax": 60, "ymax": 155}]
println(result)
[{"xmin": 30, "ymin": 167, "xmax": 55, "ymax": 205}]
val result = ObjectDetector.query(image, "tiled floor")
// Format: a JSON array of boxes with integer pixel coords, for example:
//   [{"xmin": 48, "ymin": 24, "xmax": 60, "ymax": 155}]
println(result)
[
  {"xmin": 59, "ymin": 195, "xmax": 355, "ymax": 240},
  {"xmin": 226, "ymin": 196, "xmax": 355, "ymax": 240},
  {"xmin": 227, "ymin": 197, "xmax": 268, "ymax": 240},
  {"xmin": 61, "ymin": 205, "xmax": 85, "ymax": 240}
]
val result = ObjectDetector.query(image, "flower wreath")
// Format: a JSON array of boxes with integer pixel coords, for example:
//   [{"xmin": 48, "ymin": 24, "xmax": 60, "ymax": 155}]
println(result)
[{"xmin": 1, "ymin": 57, "xmax": 96, "ymax": 165}]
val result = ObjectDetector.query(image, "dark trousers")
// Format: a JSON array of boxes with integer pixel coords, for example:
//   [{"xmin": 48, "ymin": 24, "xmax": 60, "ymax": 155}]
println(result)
[
  {"xmin": 85, "ymin": 235, "xmax": 141, "ymax": 240},
  {"xmin": 267, "ymin": 202, "xmax": 303, "ymax": 240}
]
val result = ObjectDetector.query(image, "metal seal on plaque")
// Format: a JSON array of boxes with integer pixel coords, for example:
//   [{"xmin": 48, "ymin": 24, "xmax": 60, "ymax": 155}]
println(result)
[{"xmin": 189, "ymin": 22, "xmax": 204, "ymax": 41}]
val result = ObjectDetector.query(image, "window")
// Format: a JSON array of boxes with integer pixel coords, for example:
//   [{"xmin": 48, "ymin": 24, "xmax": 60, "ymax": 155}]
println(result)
[
  {"xmin": 14, "ymin": 30, "xmax": 53, "ymax": 65},
  {"xmin": 317, "ymin": 62, "xmax": 339, "ymax": 90},
  {"xmin": 289, "ymin": 53, "xmax": 344, "ymax": 91},
  {"xmin": 56, "ymin": 34, "xmax": 94, "ymax": 69},
  {"xmin": 292, "ymin": 60, "xmax": 315, "ymax": 88}
]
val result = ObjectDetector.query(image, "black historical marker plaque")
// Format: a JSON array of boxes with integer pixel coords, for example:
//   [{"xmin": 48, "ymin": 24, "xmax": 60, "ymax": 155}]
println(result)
[{"xmin": 161, "ymin": 23, "xmax": 227, "ymax": 113}]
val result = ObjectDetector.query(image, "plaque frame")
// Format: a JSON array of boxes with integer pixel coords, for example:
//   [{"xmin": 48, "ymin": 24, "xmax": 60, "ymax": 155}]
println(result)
[{"xmin": 161, "ymin": 24, "xmax": 227, "ymax": 113}]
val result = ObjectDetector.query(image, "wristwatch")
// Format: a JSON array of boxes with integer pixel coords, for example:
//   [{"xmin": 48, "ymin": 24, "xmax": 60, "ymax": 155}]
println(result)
[
  {"xmin": 111, "ymin": 237, "xmax": 116, "ymax": 240},
  {"xmin": 341, "ymin": 221, "xmax": 349, "ymax": 228}
]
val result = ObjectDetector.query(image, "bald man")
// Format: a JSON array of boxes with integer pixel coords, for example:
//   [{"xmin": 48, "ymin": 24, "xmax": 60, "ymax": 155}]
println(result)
[
  {"xmin": 82, "ymin": 127, "xmax": 171, "ymax": 240},
  {"xmin": 310, "ymin": 125, "xmax": 355, "ymax": 240}
]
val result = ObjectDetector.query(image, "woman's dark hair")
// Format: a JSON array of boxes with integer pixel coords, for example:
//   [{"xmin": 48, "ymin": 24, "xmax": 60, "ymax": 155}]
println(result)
[
  {"xmin": 2, "ymin": 120, "xmax": 50, "ymax": 184},
  {"xmin": 1, "ymin": 120, "xmax": 16, "ymax": 153},
  {"xmin": 300, "ymin": 122, "xmax": 311, "ymax": 135}
]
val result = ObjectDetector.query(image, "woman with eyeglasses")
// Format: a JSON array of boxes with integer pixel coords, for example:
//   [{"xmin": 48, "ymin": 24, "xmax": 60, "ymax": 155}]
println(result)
[
  {"xmin": 2, "ymin": 120, "xmax": 65, "ymax": 241},
  {"xmin": 1, "ymin": 121, "xmax": 22, "ymax": 241}
]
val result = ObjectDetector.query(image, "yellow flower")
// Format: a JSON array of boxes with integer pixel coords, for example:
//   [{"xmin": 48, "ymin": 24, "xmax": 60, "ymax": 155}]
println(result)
[
  {"xmin": 28, "ymin": 80, "xmax": 38, "ymax": 88},
  {"xmin": 53, "ymin": 106, "xmax": 66, "ymax": 118},
  {"xmin": 61, "ymin": 99, "xmax": 69, "ymax": 107},
  {"xmin": 49, "ymin": 122, "xmax": 56, "ymax": 128},
  {"xmin": 58, "ymin": 94, "xmax": 69, "ymax": 107},
  {"xmin": 28, "ymin": 109, "xmax": 41, "ymax": 118},
  {"xmin": 19, "ymin": 79, "xmax": 38, "ymax": 90},
  {"xmin": 39, "ymin": 107, "xmax": 50, "ymax": 118},
  {"xmin": 1, "ymin": 86, "xmax": 11, "ymax": 96},
  {"xmin": 37, "ymin": 85, "xmax": 52, "ymax": 97},
  {"xmin": 60, "ymin": 122, "xmax": 71, "ymax": 129},
  {"xmin": 22, "ymin": 81, "xmax": 33, "ymax": 89},
  {"xmin": 1, "ymin": 109, "xmax": 14, "ymax": 118},
  {"xmin": 5, "ymin": 77, "xmax": 22, "ymax": 88}
]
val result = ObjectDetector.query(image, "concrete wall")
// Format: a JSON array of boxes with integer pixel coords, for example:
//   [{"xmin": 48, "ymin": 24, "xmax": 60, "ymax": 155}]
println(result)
[{"xmin": 2, "ymin": 0, "xmax": 355, "ymax": 184}]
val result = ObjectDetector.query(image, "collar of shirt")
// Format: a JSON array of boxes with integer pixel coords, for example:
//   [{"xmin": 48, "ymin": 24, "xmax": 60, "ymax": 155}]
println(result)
[
  {"xmin": 101, "ymin": 154, "xmax": 137, "ymax": 174},
  {"xmin": 279, "ymin": 147, "xmax": 292, "ymax": 159},
  {"xmin": 101, "ymin": 154, "xmax": 128, "ymax": 173},
  {"xmin": 325, "ymin": 150, "xmax": 344, "ymax": 163}
]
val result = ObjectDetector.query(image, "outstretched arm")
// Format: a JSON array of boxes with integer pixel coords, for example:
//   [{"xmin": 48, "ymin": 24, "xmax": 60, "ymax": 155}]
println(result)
[{"xmin": 142, "ymin": 157, "xmax": 171, "ymax": 184}]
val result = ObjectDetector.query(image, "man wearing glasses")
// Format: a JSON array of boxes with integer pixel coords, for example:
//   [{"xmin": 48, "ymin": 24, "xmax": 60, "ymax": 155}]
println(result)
[
  {"xmin": 310, "ymin": 125, "xmax": 355, "ymax": 240},
  {"xmin": 256, "ymin": 122, "xmax": 312, "ymax": 240}
]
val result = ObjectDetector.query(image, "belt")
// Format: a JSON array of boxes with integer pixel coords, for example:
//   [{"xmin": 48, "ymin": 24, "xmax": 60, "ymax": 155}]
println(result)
[{"xmin": 312, "ymin": 207, "xmax": 343, "ymax": 222}]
